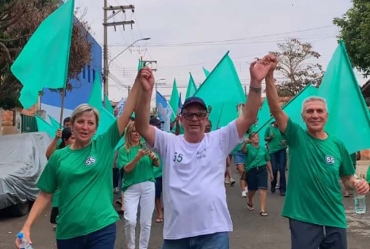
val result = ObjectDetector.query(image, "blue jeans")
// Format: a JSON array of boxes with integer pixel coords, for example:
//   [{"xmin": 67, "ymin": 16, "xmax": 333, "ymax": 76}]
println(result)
[
  {"xmin": 56, "ymin": 223, "xmax": 116, "ymax": 249},
  {"xmin": 270, "ymin": 148, "xmax": 287, "ymax": 192},
  {"xmin": 161, "ymin": 232, "xmax": 229, "ymax": 249}
]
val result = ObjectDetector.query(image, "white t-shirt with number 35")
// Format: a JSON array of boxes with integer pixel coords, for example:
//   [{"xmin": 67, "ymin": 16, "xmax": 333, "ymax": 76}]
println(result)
[{"xmin": 149, "ymin": 121, "xmax": 242, "ymax": 240}]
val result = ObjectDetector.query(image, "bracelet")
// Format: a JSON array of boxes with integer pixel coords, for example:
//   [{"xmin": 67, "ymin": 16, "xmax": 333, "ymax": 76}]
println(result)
[{"xmin": 249, "ymin": 85, "xmax": 262, "ymax": 93}]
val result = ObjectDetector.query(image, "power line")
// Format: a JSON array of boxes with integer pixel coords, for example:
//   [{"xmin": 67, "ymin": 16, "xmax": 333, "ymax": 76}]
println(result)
[{"xmin": 107, "ymin": 26, "xmax": 335, "ymax": 47}]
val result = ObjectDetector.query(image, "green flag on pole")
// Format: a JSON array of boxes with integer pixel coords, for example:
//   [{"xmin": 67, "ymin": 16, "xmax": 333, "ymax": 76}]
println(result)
[
  {"xmin": 104, "ymin": 94, "xmax": 114, "ymax": 114},
  {"xmin": 203, "ymin": 67, "xmax": 211, "ymax": 78},
  {"xmin": 36, "ymin": 115, "xmax": 57, "ymax": 138},
  {"xmin": 169, "ymin": 79, "xmax": 180, "ymax": 120},
  {"xmin": 318, "ymin": 40, "xmax": 370, "ymax": 153},
  {"xmin": 185, "ymin": 73, "xmax": 197, "ymax": 99},
  {"xmin": 48, "ymin": 115, "xmax": 60, "ymax": 130},
  {"xmin": 11, "ymin": 0, "xmax": 75, "ymax": 109},
  {"xmin": 257, "ymin": 84, "xmax": 319, "ymax": 134},
  {"xmin": 195, "ymin": 51, "xmax": 245, "ymax": 129}
]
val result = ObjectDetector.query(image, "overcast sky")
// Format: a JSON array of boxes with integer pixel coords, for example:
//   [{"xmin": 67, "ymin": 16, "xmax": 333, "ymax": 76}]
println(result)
[{"xmin": 74, "ymin": 0, "xmax": 360, "ymax": 102}]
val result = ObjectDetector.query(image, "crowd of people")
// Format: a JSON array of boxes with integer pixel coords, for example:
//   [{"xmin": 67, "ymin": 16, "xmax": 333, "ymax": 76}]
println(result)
[{"xmin": 15, "ymin": 54, "xmax": 370, "ymax": 249}]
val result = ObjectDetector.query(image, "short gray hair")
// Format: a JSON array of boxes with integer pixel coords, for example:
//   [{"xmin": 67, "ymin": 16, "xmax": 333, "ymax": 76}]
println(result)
[
  {"xmin": 301, "ymin": 96, "xmax": 328, "ymax": 114},
  {"xmin": 71, "ymin": 104, "xmax": 100, "ymax": 126}
]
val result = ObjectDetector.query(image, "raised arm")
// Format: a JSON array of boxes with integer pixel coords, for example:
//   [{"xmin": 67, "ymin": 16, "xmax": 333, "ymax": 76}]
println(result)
[
  {"xmin": 135, "ymin": 68, "xmax": 156, "ymax": 147},
  {"xmin": 235, "ymin": 56, "xmax": 273, "ymax": 138},
  {"xmin": 265, "ymin": 55, "xmax": 289, "ymax": 134},
  {"xmin": 116, "ymin": 70, "xmax": 143, "ymax": 136},
  {"xmin": 45, "ymin": 129, "xmax": 62, "ymax": 159}
]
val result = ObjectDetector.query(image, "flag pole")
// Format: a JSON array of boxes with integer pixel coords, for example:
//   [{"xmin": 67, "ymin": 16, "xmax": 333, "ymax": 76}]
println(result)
[{"xmin": 59, "ymin": 88, "xmax": 66, "ymax": 128}]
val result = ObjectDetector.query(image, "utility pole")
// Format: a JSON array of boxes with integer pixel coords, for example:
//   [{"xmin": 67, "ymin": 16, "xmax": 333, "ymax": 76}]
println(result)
[{"xmin": 103, "ymin": 2, "xmax": 135, "ymax": 98}]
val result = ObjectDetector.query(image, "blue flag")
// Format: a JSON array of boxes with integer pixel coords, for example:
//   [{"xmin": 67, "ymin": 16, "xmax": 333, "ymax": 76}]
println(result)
[{"xmin": 156, "ymin": 91, "xmax": 172, "ymax": 132}]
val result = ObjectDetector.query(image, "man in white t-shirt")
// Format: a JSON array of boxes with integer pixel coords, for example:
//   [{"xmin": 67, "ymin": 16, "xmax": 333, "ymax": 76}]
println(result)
[{"xmin": 135, "ymin": 57, "xmax": 274, "ymax": 249}]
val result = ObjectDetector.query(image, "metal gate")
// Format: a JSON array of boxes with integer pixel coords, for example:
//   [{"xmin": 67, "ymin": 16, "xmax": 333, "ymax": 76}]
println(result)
[{"xmin": 21, "ymin": 114, "xmax": 37, "ymax": 133}]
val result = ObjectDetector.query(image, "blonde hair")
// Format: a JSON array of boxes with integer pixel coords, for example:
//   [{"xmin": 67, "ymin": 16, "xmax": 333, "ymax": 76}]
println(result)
[
  {"xmin": 71, "ymin": 104, "xmax": 100, "ymax": 126},
  {"xmin": 124, "ymin": 121, "xmax": 142, "ymax": 151}
]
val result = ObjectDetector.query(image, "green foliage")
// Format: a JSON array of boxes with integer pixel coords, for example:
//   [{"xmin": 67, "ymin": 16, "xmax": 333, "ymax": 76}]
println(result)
[
  {"xmin": 0, "ymin": 0, "xmax": 92, "ymax": 110},
  {"xmin": 333, "ymin": 0, "xmax": 370, "ymax": 75}
]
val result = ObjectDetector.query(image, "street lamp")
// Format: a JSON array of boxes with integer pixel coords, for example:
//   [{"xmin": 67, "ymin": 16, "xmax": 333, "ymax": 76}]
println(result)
[{"xmin": 108, "ymin": 37, "xmax": 151, "ymax": 66}]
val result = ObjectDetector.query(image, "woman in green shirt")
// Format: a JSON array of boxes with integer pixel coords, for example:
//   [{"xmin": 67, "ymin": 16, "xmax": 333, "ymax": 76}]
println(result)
[
  {"xmin": 118, "ymin": 121, "xmax": 159, "ymax": 249},
  {"xmin": 16, "ymin": 67, "xmax": 145, "ymax": 249},
  {"xmin": 241, "ymin": 132, "xmax": 273, "ymax": 216}
]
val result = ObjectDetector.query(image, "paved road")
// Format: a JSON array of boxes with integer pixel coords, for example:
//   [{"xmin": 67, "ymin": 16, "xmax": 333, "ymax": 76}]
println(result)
[{"xmin": 1, "ymin": 179, "xmax": 369, "ymax": 249}]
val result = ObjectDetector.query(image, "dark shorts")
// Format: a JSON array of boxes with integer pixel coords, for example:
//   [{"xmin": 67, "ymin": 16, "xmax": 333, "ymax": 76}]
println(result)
[
  {"xmin": 57, "ymin": 223, "xmax": 116, "ymax": 249},
  {"xmin": 50, "ymin": 207, "xmax": 58, "ymax": 224},
  {"xmin": 246, "ymin": 166, "xmax": 268, "ymax": 191},
  {"xmin": 289, "ymin": 219, "xmax": 347, "ymax": 249},
  {"xmin": 155, "ymin": 177, "xmax": 163, "ymax": 199}
]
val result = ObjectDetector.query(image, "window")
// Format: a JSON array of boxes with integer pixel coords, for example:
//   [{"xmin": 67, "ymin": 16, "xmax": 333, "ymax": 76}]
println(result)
[
  {"xmin": 83, "ymin": 67, "xmax": 86, "ymax": 79},
  {"xmin": 87, "ymin": 66, "xmax": 91, "ymax": 82},
  {"xmin": 92, "ymin": 69, "xmax": 96, "ymax": 81}
]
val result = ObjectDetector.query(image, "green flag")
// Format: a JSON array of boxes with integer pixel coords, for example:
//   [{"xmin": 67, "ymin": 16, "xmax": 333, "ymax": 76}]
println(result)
[
  {"xmin": 203, "ymin": 67, "xmax": 211, "ymax": 77},
  {"xmin": 36, "ymin": 115, "xmax": 57, "ymax": 138},
  {"xmin": 169, "ymin": 79, "xmax": 180, "ymax": 120},
  {"xmin": 257, "ymin": 84, "xmax": 318, "ymax": 134},
  {"xmin": 104, "ymin": 94, "xmax": 114, "ymax": 114},
  {"xmin": 185, "ymin": 73, "xmax": 197, "ymax": 99},
  {"xmin": 48, "ymin": 115, "xmax": 60, "ymax": 130},
  {"xmin": 318, "ymin": 40, "xmax": 370, "ymax": 153},
  {"xmin": 11, "ymin": 0, "xmax": 75, "ymax": 109},
  {"xmin": 138, "ymin": 58, "xmax": 144, "ymax": 71},
  {"xmin": 194, "ymin": 52, "xmax": 245, "ymax": 129},
  {"xmin": 88, "ymin": 72, "xmax": 116, "ymax": 137}
]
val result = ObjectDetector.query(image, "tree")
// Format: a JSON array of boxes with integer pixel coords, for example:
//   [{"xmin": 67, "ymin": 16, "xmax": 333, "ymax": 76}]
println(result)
[
  {"xmin": 333, "ymin": 0, "xmax": 370, "ymax": 76},
  {"xmin": 270, "ymin": 38, "xmax": 324, "ymax": 97},
  {"xmin": 0, "ymin": 0, "xmax": 92, "ymax": 109}
]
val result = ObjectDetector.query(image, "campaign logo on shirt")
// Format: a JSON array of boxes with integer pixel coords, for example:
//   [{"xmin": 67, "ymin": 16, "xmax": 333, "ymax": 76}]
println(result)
[
  {"xmin": 85, "ymin": 156, "xmax": 97, "ymax": 166},
  {"xmin": 325, "ymin": 155, "xmax": 335, "ymax": 165}
]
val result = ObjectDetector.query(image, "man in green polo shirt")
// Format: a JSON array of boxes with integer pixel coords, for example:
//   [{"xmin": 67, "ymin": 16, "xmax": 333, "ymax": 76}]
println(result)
[
  {"xmin": 265, "ymin": 54, "xmax": 369, "ymax": 249},
  {"xmin": 264, "ymin": 121, "xmax": 287, "ymax": 195}
]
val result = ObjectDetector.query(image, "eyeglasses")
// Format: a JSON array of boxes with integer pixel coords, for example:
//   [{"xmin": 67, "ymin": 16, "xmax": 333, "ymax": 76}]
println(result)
[{"xmin": 182, "ymin": 112, "xmax": 207, "ymax": 120}]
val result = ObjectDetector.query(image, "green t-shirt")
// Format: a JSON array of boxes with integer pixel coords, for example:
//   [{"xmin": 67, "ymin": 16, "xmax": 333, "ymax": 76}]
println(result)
[
  {"xmin": 245, "ymin": 143, "xmax": 270, "ymax": 171},
  {"xmin": 118, "ymin": 145, "xmax": 156, "ymax": 192},
  {"xmin": 232, "ymin": 124, "xmax": 258, "ymax": 153},
  {"xmin": 37, "ymin": 121, "xmax": 122, "ymax": 239},
  {"xmin": 282, "ymin": 118, "xmax": 355, "ymax": 228},
  {"xmin": 264, "ymin": 124, "xmax": 287, "ymax": 153}
]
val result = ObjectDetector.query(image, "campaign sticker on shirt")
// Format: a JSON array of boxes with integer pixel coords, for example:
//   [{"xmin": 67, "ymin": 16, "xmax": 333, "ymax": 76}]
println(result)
[{"xmin": 85, "ymin": 156, "xmax": 97, "ymax": 166}]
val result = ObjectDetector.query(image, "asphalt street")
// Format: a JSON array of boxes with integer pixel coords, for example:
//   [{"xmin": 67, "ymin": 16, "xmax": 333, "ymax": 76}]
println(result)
[{"xmin": 1, "ymin": 173, "xmax": 369, "ymax": 249}]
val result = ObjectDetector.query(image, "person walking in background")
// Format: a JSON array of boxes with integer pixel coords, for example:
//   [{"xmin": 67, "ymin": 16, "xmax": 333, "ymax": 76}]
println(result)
[
  {"xmin": 241, "ymin": 132, "xmax": 273, "ymax": 216},
  {"xmin": 118, "ymin": 121, "xmax": 159, "ymax": 249},
  {"xmin": 149, "ymin": 116, "xmax": 165, "ymax": 224},
  {"xmin": 264, "ymin": 121, "xmax": 287, "ymax": 196}
]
